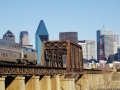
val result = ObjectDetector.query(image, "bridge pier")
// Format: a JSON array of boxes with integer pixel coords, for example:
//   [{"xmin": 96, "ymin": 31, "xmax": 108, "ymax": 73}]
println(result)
[
  {"xmin": 0, "ymin": 77, "xmax": 5, "ymax": 90},
  {"xmin": 40, "ymin": 75, "xmax": 51, "ymax": 90},
  {"xmin": 25, "ymin": 75, "xmax": 40, "ymax": 90},
  {"xmin": 51, "ymin": 75, "xmax": 60, "ymax": 90},
  {"xmin": 6, "ymin": 76, "xmax": 25, "ymax": 90},
  {"xmin": 60, "ymin": 75, "xmax": 75, "ymax": 90}
]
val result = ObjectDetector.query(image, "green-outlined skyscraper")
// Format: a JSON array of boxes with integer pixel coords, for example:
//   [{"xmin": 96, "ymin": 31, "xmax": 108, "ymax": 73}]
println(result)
[{"xmin": 35, "ymin": 20, "xmax": 49, "ymax": 65}]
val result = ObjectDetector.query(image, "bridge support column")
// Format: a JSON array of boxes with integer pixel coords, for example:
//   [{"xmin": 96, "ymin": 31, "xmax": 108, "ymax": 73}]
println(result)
[
  {"xmin": 0, "ymin": 77, "xmax": 5, "ymax": 90},
  {"xmin": 51, "ymin": 75, "xmax": 60, "ymax": 90},
  {"xmin": 40, "ymin": 75, "xmax": 51, "ymax": 90},
  {"xmin": 25, "ymin": 75, "xmax": 40, "ymax": 90},
  {"xmin": 6, "ymin": 76, "xmax": 25, "ymax": 90},
  {"xmin": 60, "ymin": 76, "xmax": 75, "ymax": 90},
  {"xmin": 75, "ymin": 74, "xmax": 88, "ymax": 90}
]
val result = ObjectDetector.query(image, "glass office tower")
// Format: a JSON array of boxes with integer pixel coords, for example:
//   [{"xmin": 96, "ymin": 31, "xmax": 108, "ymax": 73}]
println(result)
[{"xmin": 35, "ymin": 20, "xmax": 49, "ymax": 65}]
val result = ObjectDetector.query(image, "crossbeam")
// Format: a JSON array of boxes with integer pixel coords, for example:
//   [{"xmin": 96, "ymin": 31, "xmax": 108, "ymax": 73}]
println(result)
[{"xmin": 0, "ymin": 64, "xmax": 66, "ymax": 76}]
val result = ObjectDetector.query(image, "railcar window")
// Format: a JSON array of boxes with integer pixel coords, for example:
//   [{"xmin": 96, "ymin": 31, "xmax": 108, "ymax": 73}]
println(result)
[
  {"xmin": 6, "ymin": 54, "xmax": 8, "ymax": 57},
  {"xmin": 23, "ymin": 47, "xmax": 27, "ymax": 51},
  {"xmin": 23, "ymin": 48, "xmax": 25, "ymax": 50},
  {"xmin": 24, "ymin": 54, "xmax": 27, "ymax": 58},
  {"xmin": 3, "ymin": 42, "xmax": 5, "ymax": 46},
  {"xmin": 18, "ymin": 45, "xmax": 20, "ymax": 49},
  {"xmin": 16, "ymin": 45, "xmax": 17, "ymax": 48},
  {"xmin": 14, "ymin": 45, "xmax": 16, "ymax": 48},
  {"xmin": 20, "ymin": 54, "xmax": 21, "ymax": 58},
  {"xmin": 27, "ymin": 48, "xmax": 32, "ymax": 52},
  {"xmin": 13, "ymin": 45, "xmax": 15, "ymax": 48},
  {"xmin": 12, "ymin": 45, "xmax": 14, "ymax": 48},
  {"xmin": 16, "ymin": 45, "xmax": 18, "ymax": 49},
  {"xmin": 4, "ymin": 53, "xmax": 5, "ymax": 57},
  {"xmin": 2, "ymin": 53, "xmax": 5, "ymax": 57}
]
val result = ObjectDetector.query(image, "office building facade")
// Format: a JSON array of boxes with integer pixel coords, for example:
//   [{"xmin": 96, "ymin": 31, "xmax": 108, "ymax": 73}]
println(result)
[
  {"xmin": 118, "ymin": 45, "xmax": 120, "ymax": 62},
  {"xmin": 78, "ymin": 40, "xmax": 95, "ymax": 60},
  {"xmin": 35, "ymin": 20, "xmax": 49, "ymax": 65},
  {"xmin": 20, "ymin": 31, "xmax": 29, "ymax": 45},
  {"xmin": 3, "ymin": 30, "xmax": 15, "ymax": 42},
  {"xmin": 97, "ymin": 29, "xmax": 119, "ymax": 61},
  {"xmin": 59, "ymin": 32, "xmax": 78, "ymax": 43}
]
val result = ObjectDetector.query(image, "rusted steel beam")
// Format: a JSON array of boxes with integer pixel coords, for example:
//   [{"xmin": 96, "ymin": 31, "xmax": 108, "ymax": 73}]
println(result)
[
  {"xmin": 41, "ymin": 40, "xmax": 83, "ymax": 74},
  {"xmin": 0, "ymin": 64, "xmax": 66, "ymax": 76},
  {"xmin": 41, "ymin": 40, "xmax": 68, "ymax": 67}
]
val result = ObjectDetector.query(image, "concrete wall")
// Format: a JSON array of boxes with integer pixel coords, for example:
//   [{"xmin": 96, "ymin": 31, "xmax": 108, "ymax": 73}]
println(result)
[
  {"xmin": 0, "ymin": 73, "xmax": 114, "ymax": 90},
  {"xmin": 76, "ymin": 73, "xmax": 112, "ymax": 90}
]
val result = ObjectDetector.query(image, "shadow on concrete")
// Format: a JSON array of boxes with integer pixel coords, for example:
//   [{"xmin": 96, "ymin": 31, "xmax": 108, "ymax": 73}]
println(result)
[
  {"xmin": 5, "ymin": 76, "xmax": 15, "ymax": 89},
  {"xmin": 39, "ymin": 75, "xmax": 44, "ymax": 80},
  {"xmin": 25, "ymin": 76, "xmax": 32, "ymax": 84}
]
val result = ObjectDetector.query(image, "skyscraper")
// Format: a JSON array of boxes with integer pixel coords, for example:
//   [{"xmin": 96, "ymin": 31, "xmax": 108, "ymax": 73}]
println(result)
[
  {"xmin": 118, "ymin": 45, "xmax": 120, "ymax": 62},
  {"xmin": 35, "ymin": 20, "xmax": 49, "ymax": 65},
  {"xmin": 3, "ymin": 30, "xmax": 15, "ymax": 42},
  {"xmin": 97, "ymin": 29, "xmax": 119, "ymax": 61},
  {"xmin": 78, "ymin": 40, "xmax": 95, "ymax": 60},
  {"xmin": 114, "ymin": 33, "xmax": 119, "ymax": 54},
  {"xmin": 20, "ymin": 31, "xmax": 29, "ymax": 45},
  {"xmin": 59, "ymin": 32, "xmax": 78, "ymax": 43}
]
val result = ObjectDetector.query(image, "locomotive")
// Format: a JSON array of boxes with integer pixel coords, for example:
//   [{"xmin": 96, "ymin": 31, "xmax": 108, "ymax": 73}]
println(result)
[{"xmin": 0, "ymin": 39, "xmax": 37, "ymax": 65}]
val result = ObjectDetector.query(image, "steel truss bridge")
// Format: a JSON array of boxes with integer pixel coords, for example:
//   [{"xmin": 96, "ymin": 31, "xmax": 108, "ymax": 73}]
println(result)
[{"xmin": 0, "ymin": 40, "xmax": 109, "ymax": 77}]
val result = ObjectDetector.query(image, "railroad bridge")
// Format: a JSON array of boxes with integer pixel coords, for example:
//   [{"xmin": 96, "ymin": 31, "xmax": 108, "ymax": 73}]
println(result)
[{"xmin": 0, "ymin": 40, "xmax": 112, "ymax": 90}]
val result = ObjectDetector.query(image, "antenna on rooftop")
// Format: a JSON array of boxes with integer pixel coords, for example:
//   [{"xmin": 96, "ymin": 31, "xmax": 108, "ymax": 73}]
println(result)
[{"xmin": 103, "ymin": 23, "xmax": 105, "ymax": 29}]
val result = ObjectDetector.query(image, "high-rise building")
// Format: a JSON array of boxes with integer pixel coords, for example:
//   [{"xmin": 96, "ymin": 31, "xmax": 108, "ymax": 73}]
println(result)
[
  {"xmin": 118, "ymin": 45, "xmax": 120, "ymax": 62},
  {"xmin": 3, "ymin": 30, "xmax": 15, "ymax": 42},
  {"xmin": 78, "ymin": 40, "xmax": 95, "ymax": 60},
  {"xmin": 59, "ymin": 32, "xmax": 78, "ymax": 43},
  {"xmin": 114, "ymin": 33, "xmax": 119, "ymax": 54},
  {"xmin": 114, "ymin": 33, "xmax": 119, "ymax": 44},
  {"xmin": 97, "ymin": 29, "xmax": 119, "ymax": 61},
  {"xmin": 35, "ymin": 20, "xmax": 49, "ymax": 65},
  {"xmin": 20, "ymin": 31, "xmax": 29, "ymax": 45},
  {"xmin": 78, "ymin": 41, "xmax": 87, "ymax": 60},
  {"xmin": 19, "ymin": 31, "xmax": 33, "ymax": 48}
]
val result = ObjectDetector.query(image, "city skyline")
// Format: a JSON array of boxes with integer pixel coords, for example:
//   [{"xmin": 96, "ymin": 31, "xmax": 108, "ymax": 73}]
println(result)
[{"xmin": 0, "ymin": 0, "xmax": 120, "ymax": 48}]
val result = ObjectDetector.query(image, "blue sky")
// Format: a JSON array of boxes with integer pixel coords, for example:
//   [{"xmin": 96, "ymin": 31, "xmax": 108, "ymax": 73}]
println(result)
[{"xmin": 0, "ymin": 0, "xmax": 120, "ymax": 48}]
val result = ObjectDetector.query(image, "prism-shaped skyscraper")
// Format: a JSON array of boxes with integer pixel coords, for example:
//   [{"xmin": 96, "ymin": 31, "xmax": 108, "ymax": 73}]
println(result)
[{"xmin": 35, "ymin": 20, "xmax": 49, "ymax": 65}]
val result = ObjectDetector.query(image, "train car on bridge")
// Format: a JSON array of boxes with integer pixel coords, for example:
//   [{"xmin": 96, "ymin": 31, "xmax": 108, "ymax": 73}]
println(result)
[{"xmin": 0, "ymin": 39, "xmax": 37, "ymax": 65}]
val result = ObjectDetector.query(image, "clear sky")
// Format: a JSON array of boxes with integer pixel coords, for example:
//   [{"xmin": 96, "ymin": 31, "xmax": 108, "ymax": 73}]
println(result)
[{"xmin": 0, "ymin": 0, "xmax": 120, "ymax": 48}]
